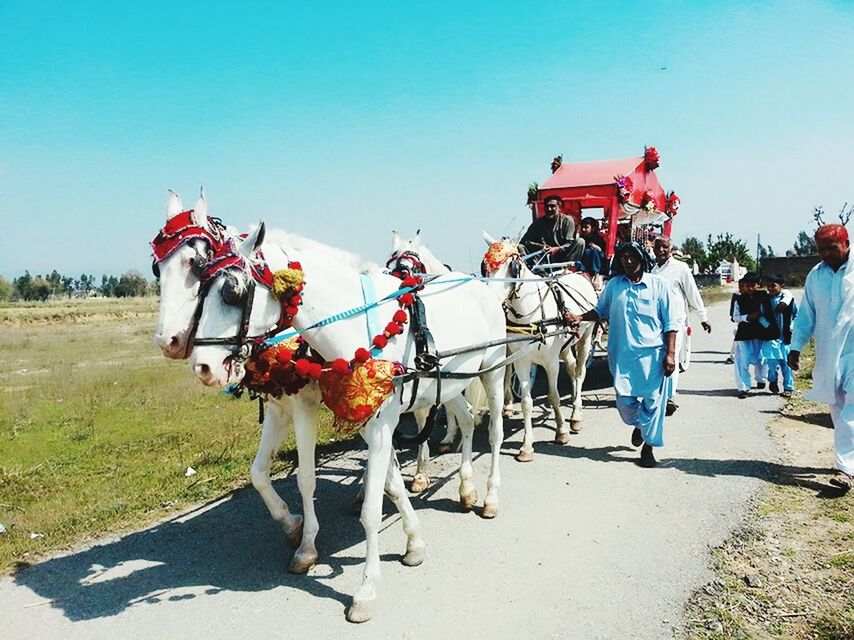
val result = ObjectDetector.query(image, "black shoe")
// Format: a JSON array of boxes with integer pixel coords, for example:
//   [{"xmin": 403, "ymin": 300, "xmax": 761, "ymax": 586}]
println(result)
[
  {"xmin": 665, "ymin": 400, "xmax": 678, "ymax": 416},
  {"xmin": 755, "ymin": 382, "xmax": 766, "ymax": 390},
  {"xmin": 725, "ymin": 356, "xmax": 734, "ymax": 364},
  {"xmin": 638, "ymin": 444, "xmax": 658, "ymax": 468},
  {"xmin": 738, "ymin": 391, "xmax": 749, "ymax": 399},
  {"xmin": 769, "ymin": 382, "xmax": 779, "ymax": 394},
  {"xmin": 631, "ymin": 427, "xmax": 643, "ymax": 447}
]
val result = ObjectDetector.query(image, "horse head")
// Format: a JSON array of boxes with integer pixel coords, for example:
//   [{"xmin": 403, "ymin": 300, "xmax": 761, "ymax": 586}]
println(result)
[
  {"xmin": 388, "ymin": 229, "xmax": 449, "ymax": 275},
  {"xmin": 152, "ymin": 189, "xmax": 233, "ymax": 359},
  {"xmin": 190, "ymin": 223, "xmax": 284, "ymax": 387},
  {"xmin": 480, "ymin": 231, "xmax": 525, "ymax": 301}
]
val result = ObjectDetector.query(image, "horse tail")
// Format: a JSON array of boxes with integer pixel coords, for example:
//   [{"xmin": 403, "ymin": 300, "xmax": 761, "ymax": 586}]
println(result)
[{"xmin": 465, "ymin": 377, "xmax": 489, "ymax": 422}]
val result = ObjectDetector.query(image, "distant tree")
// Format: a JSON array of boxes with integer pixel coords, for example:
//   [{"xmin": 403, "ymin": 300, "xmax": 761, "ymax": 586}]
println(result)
[
  {"xmin": 758, "ymin": 244, "xmax": 775, "ymax": 259},
  {"xmin": 704, "ymin": 233, "xmax": 756, "ymax": 272},
  {"xmin": 679, "ymin": 236, "xmax": 706, "ymax": 270},
  {"xmin": 60, "ymin": 275, "xmax": 75, "ymax": 296},
  {"xmin": 30, "ymin": 276, "xmax": 51, "ymax": 301},
  {"xmin": 100, "ymin": 274, "xmax": 119, "ymax": 297},
  {"xmin": 0, "ymin": 276, "xmax": 12, "ymax": 301},
  {"xmin": 793, "ymin": 231, "xmax": 817, "ymax": 256},
  {"xmin": 13, "ymin": 271, "xmax": 33, "ymax": 300},
  {"xmin": 115, "ymin": 270, "xmax": 149, "ymax": 297}
]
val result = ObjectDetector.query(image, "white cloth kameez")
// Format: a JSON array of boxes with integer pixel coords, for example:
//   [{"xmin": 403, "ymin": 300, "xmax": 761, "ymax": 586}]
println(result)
[
  {"xmin": 594, "ymin": 272, "xmax": 679, "ymax": 447},
  {"xmin": 791, "ymin": 258, "xmax": 854, "ymax": 475},
  {"xmin": 652, "ymin": 257, "xmax": 709, "ymax": 397}
]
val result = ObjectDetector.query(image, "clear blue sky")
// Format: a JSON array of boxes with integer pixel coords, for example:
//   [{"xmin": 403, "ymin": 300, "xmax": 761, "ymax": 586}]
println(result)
[{"xmin": 1, "ymin": 1, "xmax": 852, "ymax": 278}]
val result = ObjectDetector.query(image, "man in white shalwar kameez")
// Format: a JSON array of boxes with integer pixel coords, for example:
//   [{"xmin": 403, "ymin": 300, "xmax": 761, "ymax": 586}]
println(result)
[
  {"xmin": 789, "ymin": 224, "xmax": 854, "ymax": 491},
  {"xmin": 652, "ymin": 236, "xmax": 712, "ymax": 414}
]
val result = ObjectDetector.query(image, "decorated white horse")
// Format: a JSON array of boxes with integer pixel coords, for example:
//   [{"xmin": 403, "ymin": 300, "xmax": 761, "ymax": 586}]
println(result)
[
  {"xmin": 190, "ymin": 223, "xmax": 508, "ymax": 622},
  {"xmin": 480, "ymin": 233, "xmax": 597, "ymax": 461},
  {"xmin": 152, "ymin": 191, "xmax": 322, "ymax": 573},
  {"xmin": 388, "ymin": 230, "xmax": 463, "ymax": 490}
]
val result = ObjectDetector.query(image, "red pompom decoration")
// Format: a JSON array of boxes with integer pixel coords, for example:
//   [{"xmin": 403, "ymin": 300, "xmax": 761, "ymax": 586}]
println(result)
[
  {"xmin": 399, "ymin": 293, "xmax": 414, "ymax": 306},
  {"xmin": 289, "ymin": 295, "xmax": 302, "ymax": 306},
  {"xmin": 372, "ymin": 334, "xmax": 388, "ymax": 349},
  {"xmin": 393, "ymin": 310, "xmax": 407, "ymax": 323},
  {"xmin": 401, "ymin": 276, "xmax": 421, "ymax": 288},
  {"xmin": 330, "ymin": 358, "xmax": 350, "ymax": 373},
  {"xmin": 288, "ymin": 261, "xmax": 302, "ymax": 271},
  {"xmin": 307, "ymin": 363, "xmax": 323, "ymax": 380},
  {"xmin": 353, "ymin": 348, "xmax": 372, "ymax": 363},
  {"xmin": 294, "ymin": 358, "xmax": 312, "ymax": 377},
  {"xmin": 285, "ymin": 305, "xmax": 299, "ymax": 317},
  {"xmin": 279, "ymin": 349, "xmax": 293, "ymax": 363},
  {"xmin": 385, "ymin": 322, "xmax": 402, "ymax": 336}
]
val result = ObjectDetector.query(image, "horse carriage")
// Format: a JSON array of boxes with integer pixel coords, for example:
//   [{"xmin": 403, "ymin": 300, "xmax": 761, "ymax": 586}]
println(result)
[{"xmin": 148, "ymin": 154, "xmax": 677, "ymax": 622}]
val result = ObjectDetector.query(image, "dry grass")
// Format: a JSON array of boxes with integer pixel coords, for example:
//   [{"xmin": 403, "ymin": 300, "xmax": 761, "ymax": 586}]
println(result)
[{"xmin": 0, "ymin": 298, "xmax": 339, "ymax": 573}]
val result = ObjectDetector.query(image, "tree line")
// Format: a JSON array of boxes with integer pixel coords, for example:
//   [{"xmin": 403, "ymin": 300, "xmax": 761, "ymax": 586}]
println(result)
[{"xmin": 0, "ymin": 270, "xmax": 157, "ymax": 302}]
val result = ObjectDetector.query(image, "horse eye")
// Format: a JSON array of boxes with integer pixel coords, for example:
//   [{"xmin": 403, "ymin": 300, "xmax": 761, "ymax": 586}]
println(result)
[
  {"xmin": 221, "ymin": 275, "xmax": 245, "ymax": 306},
  {"xmin": 189, "ymin": 256, "xmax": 206, "ymax": 278}
]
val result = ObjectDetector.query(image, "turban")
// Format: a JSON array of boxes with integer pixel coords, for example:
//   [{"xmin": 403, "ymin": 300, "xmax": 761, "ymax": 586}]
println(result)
[
  {"xmin": 815, "ymin": 224, "xmax": 849, "ymax": 243},
  {"xmin": 612, "ymin": 241, "xmax": 655, "ymax": 275}
]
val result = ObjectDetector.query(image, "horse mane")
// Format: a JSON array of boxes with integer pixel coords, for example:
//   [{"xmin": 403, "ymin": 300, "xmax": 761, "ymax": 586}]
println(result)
[{"xmin": 264, "ymin": 228, "xmax": 380, "ymax": 274}]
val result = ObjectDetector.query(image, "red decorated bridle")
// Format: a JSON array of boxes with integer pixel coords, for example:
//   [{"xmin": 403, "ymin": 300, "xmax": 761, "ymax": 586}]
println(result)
[
  {"xmin": 386, "ymin": 250, "xmax": 428, "ymax": 279},
  {"xmin": 150, "ymin": 209, "xmax": 228, "ymax": 277}
]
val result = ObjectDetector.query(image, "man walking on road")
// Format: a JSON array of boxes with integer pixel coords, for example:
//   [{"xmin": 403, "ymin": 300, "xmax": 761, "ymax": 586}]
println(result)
[
  {"xmin": 565, "ymin": 242, "xmax": 678, "ymax": 467},
  {"xmin": 652, "ymin": 235, "xmax": 712, "ymax": 415},
  {"xmin": 789, "ymin": 224, "xmax": 854, "ymax": 491}
]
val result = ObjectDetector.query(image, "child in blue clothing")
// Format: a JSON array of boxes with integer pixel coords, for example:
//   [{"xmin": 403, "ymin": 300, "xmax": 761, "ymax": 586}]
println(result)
[{"xmin": 764, "ymin": 274, "xmax": 797, "ymax": 397}]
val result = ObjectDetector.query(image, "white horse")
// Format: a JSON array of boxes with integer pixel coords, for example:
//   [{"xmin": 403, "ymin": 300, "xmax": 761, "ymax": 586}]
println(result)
[
  {"xmin": 388, "ymin": 230, "xmax": 462, "ymax": 491},
  {"xmin": 190, "ymin": 223, "xmax": 508, "ymax": 622},
  {"xmin": 152, "ymin": 191, "xmax": 322, "ymax": 574},
  {"xmin": 480, "ymin": 233, "xmax": 597, "ymax": 462}
]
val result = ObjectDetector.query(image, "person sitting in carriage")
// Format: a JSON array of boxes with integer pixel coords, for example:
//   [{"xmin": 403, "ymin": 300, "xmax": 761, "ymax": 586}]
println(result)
[
  {"xmin": 520, "ymin": 195, "xmax": 585, "ymax": 269},
  {"xmin": 574, "ymin": 216, "xmax": 610, "ymax": 277}
]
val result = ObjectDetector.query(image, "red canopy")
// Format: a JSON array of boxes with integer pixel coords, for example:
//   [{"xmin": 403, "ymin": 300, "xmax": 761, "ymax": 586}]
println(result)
[{"xmin": 531, "ymin": 150, "xmax": 673, "ymax": 257}]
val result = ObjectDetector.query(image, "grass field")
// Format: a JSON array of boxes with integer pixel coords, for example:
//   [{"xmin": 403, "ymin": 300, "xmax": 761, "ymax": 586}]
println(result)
[{"xmin": 0, "ymin": 297, "xmax": 336, "ymax": 573}]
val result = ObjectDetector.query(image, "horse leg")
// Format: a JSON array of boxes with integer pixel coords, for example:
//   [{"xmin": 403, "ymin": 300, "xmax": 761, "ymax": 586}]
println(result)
[
  {"xmin": 514, "ymin": 359, "xmax": 535, "ymax": 462},
  {"xmin": 347, "ymin": 402, "xmax": 402, "ymax": 624},
  {"xmin": 410, "ymin": 408, "xmax": 431, "ymax": 493},
  {"xmin": 545, "ymin": 358, "xmax": 569, "ymax": 444},
  {"xmin": 289, "ymin": 389, "xmax": 321, "ymax": 574},
  {"xmin": 481, "ymin": 366, "xmax": 505, "ymax": 518},
  {"xmin": 444, "ymin": 394, "xmax": 477, "ymax": 510},
  {"xmin": 249, "ymin": 400, "xmax": 304, "ymax": 550},
  {"xmin": 502, "ymin": 364, "xmax": 514, "ymax": 417},
  {"xmin": 437, "ymin": 409, "xmax": 458, "ymax": 454},
  {"xmin": 568, "ymin": 327, "xmax": 593, "ymax": 432},
  {"xmin": 384, "ymin": 451, "xmax": 426, "ymax": 567}
]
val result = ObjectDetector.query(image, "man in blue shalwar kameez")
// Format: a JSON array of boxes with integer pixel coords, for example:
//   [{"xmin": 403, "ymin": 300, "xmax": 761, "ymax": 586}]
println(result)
[{"xmin": 565, "ymin": 242, "xmax": 678, "ymax": 467}]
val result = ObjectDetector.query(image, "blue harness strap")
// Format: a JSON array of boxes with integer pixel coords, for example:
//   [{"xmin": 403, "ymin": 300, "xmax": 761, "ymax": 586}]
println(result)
[{"xmin": 360, "ymin": 274, "xmax": 383, "ymax": 357}]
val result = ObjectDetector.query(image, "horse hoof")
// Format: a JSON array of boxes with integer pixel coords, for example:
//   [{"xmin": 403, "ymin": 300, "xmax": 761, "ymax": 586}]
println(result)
[
  {"xmin": 460, "ymin": 490, "xmax": 478, "ymax": 511},
  {"xmin": 436, "ymin": 442, "xmax": 454, "ymax": 455},
  {"xmin": 288, "ymin": 549, "xmax": 318, "ymax": 574},
  {"xmin": 570, "ymin": 420, "xmax": 583, "ymax": 433},
  {"xmin": 401, "ymin": 544, "xmax": 426, "ymax": 567},
  {"xmin": 285, "ymin": 516, "xmax": 304, "ymax": 549},
  {"xmin": 346, "ymin": 599, "xmax": 375, "ymax": 624},
  {"xmin": 515, "ymin": 449, "xmax": 534, "ymax": 463},
  {"xmin": 409, "ymin": 473, "xmax": 430, "ymax": 493},
  {"xmin": 481, "ymin": 502, "xmax": 499, "ymax": 519},
  {"xmin": 554, "ymin": 431, "xmax": 570, "ymax": 445}
]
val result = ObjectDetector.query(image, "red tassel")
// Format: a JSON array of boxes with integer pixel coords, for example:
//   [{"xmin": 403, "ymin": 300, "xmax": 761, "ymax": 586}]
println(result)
[
  {"xmin": 330, "ymin": 358, "xmax": 350, "ymax": 373},
  {"xmin": 294, "ymin": 358, "xmax": 311, "ymax": 377},
  {"xmin": 353, "ymin": 348, "xmax": 371, "ymax": 363},
  {"xmin": 372, "ymin": 334, "xmax": 388, "ymax": 349}
]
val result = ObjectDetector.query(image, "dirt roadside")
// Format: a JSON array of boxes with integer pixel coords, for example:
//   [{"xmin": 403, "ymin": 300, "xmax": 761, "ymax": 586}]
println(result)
[{"xmin": 681, "ymin": 397, "xmax": 853, "ymax": 639}]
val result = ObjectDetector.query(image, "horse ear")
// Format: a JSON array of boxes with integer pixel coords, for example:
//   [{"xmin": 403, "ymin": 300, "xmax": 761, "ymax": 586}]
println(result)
[
  {"xmin": 166, "ymin": 190, "xmax": 183, "ymax": 218},
  {"xmin": 482, "ymin": 230, "xmax": 497, "ymax": 246},
  {"xmin": 238, "ymin": 221, "xmax": 266, "ymax": 258},
  {"xmin": 392, "ymin": 230, "xmax": 402, "ymax": 250},
  {"xmin": 191, "ymin": 187, "xmax": 211, "ymax": 232},
  {"xmin": 511, "ymin": 227, "xmax": 524, "ymax": 246}
]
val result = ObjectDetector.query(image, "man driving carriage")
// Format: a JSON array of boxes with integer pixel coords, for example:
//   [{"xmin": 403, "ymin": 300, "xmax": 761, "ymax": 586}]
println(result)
[{"xmin": 520, "ymin": 195, "xmax": 585, "ymax": 268}]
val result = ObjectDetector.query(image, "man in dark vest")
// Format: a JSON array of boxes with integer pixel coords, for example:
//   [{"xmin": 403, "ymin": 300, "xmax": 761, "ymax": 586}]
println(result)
[
  {"xmin": 520, "ymin": 196, "xmax": 585, "ymax": 267},
  {"xmin": 731, "ymin": 272, "xmax": 779, "ymax": 398}
]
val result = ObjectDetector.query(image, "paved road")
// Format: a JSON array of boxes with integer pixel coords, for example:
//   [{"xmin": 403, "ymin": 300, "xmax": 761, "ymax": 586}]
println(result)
[{"xmin": 2, "ymin": 298, "xmax": 783, "ymax": 640}]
